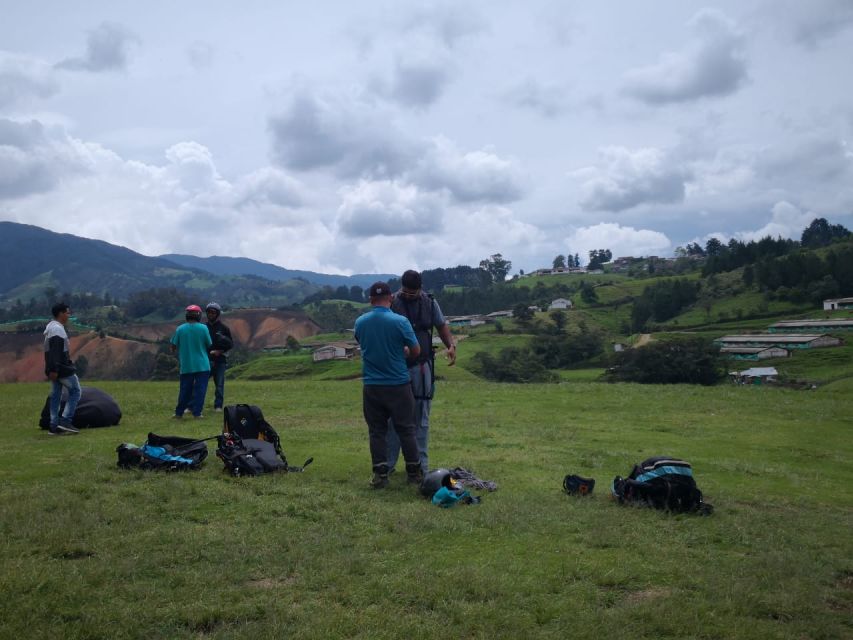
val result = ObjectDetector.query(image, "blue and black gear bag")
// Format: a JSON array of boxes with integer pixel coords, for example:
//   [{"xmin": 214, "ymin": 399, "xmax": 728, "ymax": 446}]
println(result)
[
  {"xmin": 116, "ymin": 432, "xmax": 209, "ymax": 471},
  {"xmin": 611, "ymin": 457, "xmax": 712, "ymax": 514}
]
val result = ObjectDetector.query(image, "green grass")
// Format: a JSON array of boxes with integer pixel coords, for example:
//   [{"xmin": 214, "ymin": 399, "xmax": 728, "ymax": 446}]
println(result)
[{"xmin": 0, "ymin": 378, "xmax": 850, "ymax": 639}]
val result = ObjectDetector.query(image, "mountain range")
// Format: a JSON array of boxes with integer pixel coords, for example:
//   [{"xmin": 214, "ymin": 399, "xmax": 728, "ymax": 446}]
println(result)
[{"xmin": 0, "ymin": 222, "xmax": 392, "ymax": 307}]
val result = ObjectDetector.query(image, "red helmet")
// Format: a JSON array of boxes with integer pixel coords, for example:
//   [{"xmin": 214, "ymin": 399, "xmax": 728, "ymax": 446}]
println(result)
[{"xmin": 186, "ymin": 305, "xmax": 203, "ymax": 313}]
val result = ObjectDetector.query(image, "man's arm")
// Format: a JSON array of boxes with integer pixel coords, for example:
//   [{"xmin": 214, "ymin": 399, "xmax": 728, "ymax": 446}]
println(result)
[{"xmin": 437, "ymin": 323, "xmax": 456, "ymax": 366}]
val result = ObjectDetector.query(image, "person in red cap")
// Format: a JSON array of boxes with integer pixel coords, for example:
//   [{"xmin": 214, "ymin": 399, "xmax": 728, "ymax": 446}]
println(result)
[{"xmin": 169, "ymin": 304, "xmax": 212, "ymax": 418}]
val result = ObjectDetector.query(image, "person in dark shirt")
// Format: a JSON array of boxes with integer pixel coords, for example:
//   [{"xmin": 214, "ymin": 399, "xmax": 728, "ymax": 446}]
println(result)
[{"xmin": 204, "ymin": 302, "xmax": 233, "ymax": 412}]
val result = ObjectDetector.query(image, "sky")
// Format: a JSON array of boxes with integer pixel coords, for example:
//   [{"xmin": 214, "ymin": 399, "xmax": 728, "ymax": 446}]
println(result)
[{"xmin": 1, "ymin": 1, "xmax": 852, "ymax": 276}]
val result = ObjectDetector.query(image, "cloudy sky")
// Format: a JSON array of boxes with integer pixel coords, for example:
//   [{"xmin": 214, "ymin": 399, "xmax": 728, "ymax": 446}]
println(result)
[{"xmin": 1, "ymin": 1, "xmax": 852, "ymax": 275}]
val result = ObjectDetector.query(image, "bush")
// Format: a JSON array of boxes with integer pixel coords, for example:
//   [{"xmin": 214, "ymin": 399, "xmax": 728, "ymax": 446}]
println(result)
[
  {"xmin": 471, "ymin": 347, "xmax": 557, "ymax": 383},
  {"xmin": 606, "ymin": 337, "xmax": 724, "ymax": 385}
]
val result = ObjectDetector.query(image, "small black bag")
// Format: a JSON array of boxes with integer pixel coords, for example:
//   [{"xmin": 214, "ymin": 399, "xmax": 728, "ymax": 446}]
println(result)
[{"xmin": 612, "ymin": 456, "xmax": 712, "ymax": 514}]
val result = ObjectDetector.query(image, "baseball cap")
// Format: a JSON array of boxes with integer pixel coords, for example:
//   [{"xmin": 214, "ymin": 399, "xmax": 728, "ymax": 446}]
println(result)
[{"xmin": 368, "ymin": 281, "xmax": 392, "ymax": 297}]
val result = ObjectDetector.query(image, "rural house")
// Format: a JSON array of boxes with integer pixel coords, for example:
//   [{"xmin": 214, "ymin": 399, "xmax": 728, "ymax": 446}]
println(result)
[
  {"xmin": 312, "ymin": 342, "xmax": 357, "ymax": 362},
  {"xmin": 549, "ymin": 298, "xmax": 572, "ymax": 310},
  {"xmin": 823, "ymin": 297, "xmax": 853, "ymax": 311},
  {"xmin": 720, "ymin": 346, "xmax": 790, "ymax": 361},
  {"xmin": 715, "ymin": 334, "xmax": 842, "ymax": 350},
  {"xmin": 730, "ymin": 367, "xmax": 778, "ymax": 385},
  {"xmin": 769, "ymin": 319, "xmax": 853, "ymax": 333}
]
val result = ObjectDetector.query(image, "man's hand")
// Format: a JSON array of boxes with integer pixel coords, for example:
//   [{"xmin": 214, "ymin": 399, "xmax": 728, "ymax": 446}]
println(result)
[
  {"xmin": 210, "ymin": 349, "xmax": 222, "ymax": 357},
  {"xmin": 403, "ymin": 346, "xmax": 411, "ymax": 358},
  {"xmin": 48, "ymin": 371, "xmax": 58, "ymax": 381},
  {"xmin": 445, "ymin": 344, "xmax": 457, "ymax": 366}
]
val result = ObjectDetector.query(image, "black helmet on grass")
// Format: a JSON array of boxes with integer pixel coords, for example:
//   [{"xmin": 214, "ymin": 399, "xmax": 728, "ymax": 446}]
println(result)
[{"xmin": 420, "ymin": 468, "xmax": 456, "ymax": 498}]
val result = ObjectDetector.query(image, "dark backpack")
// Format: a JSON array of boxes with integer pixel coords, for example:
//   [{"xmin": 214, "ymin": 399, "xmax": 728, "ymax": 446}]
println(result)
[
  {"xmin": 117, "ymin": 432, "xmax": 209, "ymax": 471},
  {"xmin": 612, "ymin": 457, "xmax": 712, "ymax": 514},
  {"xmin": 217, "ymin": 404, "xmax": 312, "ymax": 476}
]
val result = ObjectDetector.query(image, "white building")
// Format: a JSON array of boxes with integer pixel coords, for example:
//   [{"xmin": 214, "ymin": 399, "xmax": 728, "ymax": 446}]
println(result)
[{"xmin": 548, "ymin": 298, "xmax": 573, "ymax": 310}]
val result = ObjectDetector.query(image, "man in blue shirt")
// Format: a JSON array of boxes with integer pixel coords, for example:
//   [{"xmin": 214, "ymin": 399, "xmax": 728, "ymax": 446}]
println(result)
[
  {"xmin": 354, "ymin": 281, "xmax": 423, "ymax": 489},
  {"xmin": 170, "ymin": 305, "xmax": 212, "ymax": 419}
]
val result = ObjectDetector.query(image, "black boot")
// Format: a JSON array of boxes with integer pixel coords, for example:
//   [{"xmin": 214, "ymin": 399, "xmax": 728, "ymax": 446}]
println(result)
[
  {"xmin": 405, "ymin": 462, "xmax": 424, "ymax": 485},
  {"xmin": 371, "ymin": 464, "xmax": 389, "ymax": 489}
]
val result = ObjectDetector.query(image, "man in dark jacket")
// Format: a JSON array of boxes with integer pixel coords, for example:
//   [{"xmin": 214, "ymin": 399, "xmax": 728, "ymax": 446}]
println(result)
[
  {"xmin": 386, "ymin": 270, "xmax": 456, "ymax": 473},
  {"xmin": 205, "ymin": 302, "xmax": 233, "ymax": 412},
  {"xmin": 43, "ymin": 302, "xmax": 81, "ymax": 435}
]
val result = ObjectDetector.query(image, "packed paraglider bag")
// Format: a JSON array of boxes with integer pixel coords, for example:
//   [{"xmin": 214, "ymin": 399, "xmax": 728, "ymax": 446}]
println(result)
[{"xmin": 611, "ymin": 456, "xmax": 713, "ymax": 515}]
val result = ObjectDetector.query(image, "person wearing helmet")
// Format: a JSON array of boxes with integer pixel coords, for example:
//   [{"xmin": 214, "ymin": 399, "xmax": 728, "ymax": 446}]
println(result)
[
  {"xmin": 169, "ymin": 304, "xmax": 212, "ymax": 418},
  {"xmin": 204, "ymin": 302, "xmax": 233, "ymax": 412}
]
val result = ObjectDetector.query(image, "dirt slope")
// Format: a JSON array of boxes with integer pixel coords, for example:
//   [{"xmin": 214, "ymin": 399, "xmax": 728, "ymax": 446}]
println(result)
[{"xmin": 0, "ymin": 308, "xmax": 322, "ymax": 382}]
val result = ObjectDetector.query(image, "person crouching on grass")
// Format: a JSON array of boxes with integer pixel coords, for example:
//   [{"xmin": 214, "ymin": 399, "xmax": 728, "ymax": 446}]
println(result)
[
  {"xmin": 170, "ymin": 305, "xmax": 212, "ymax": 419},
  {"xmin": 354, "ymin": 282, "xmax": 424, "ymax": 489}
]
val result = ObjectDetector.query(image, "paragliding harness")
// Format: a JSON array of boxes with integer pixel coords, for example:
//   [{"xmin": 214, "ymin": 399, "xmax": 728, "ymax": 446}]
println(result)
[
  {"xmin": 611, "ymin": 456, "xmax": 713, "ymax": 514},
  {"xmin": 391, "ymin": 291, "xmax": 436, "ymax": 400},
  {"xmin": 116, "ymin": 432, "xmax": 211, "ymax": 471},
  {"xmin": 216, "ymin": 404, "xmax": 313, "ymax": 477}
]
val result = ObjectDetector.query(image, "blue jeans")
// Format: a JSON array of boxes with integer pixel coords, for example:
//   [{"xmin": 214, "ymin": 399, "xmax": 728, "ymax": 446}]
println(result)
[
  {"xmin": 387, "ymin": 361, "xmax": 433, "ymax": 473},
  {"xmin": 50, "ymin": 374, "xmax": 82, "ymax": 427},
  {"xmin": 210, "ymin": 359, "xmax": 227, "ymax": 409},
  {"xmin": 175, "ymin": 371, "xmax": 209, "ymax": 417}
]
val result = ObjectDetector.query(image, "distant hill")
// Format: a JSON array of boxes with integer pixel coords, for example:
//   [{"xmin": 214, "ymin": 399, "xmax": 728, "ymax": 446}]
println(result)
[
  {"xmin": 0, "ymin": 222, "xmax": 206, "ymax": 301},
  {"xmin": 0, "ymin": 222, "xmax": 366, "ymax": 307},
  {"xmin": 160, "ymin": 254, "xmax": 395, "ymax": 289}
]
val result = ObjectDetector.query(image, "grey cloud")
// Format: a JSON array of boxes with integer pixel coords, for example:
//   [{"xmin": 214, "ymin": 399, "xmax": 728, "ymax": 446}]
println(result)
[
  {"xmin": 623, "ymin": 9, "xmax": 747, "ymax": 104},
  {"xmin": 234, "ymin": 168, "xmax": 303, "ymax": 209},
  {"xmin": 268, "ymin": 89, "xmax": 422, "ymax": 178},
  {"xmin": 402, "ymin": 3, "xmax": 486, "ymax": 48},
  {"xmin": 505, "ymin": 78, "xmax": 571, "ymax": 118},
  {"xmin": 187, "ymin": 41, "xmax": 215, "ymax": 70},
  {"xmin": 56, "ymin": 22, "xmax": 139, "ymax": 72},
  {"xmin": 574, "ymin": 146, "xmax": 691, "ymax": 212},
  {"xmin": 776, "ymin": 0, "xmax": 853, "ymax": 48},
  {"xmin": 0, "ymin": 119, "xmax": 89, "ymax": 198},
  {"xmin": 0, "ymin": 54, "xmax": 59, "ymax": 109},
  {"xmin": 389, "ymin": 56, "xmax": 452, "ymax": 107}
]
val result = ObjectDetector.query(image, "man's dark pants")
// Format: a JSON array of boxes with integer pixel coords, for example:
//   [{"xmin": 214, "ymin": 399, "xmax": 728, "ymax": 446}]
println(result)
[
  {"xmin": 363, "ymin": 383, "xmax": 420, "ymax": 473},
  {"xmin": 175, "ymin": 371, "xmax": 209, "ymax": 417},
  {"xmin": 210, "ymin": 358, "xmax": 227, "ymax": 409}
]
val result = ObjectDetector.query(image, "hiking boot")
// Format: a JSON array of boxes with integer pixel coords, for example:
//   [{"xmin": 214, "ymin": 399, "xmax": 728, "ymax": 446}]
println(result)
[
  {"xmin": 214, "ymin": 407, "xmax": 223, "ymax": 412},
  {"xmin": 370, "ymin": 473, "xmax": 389, "ymax": 489},
  {"xmin": 405, "ymin": 463, "xmax": 424, "ymax": 485}
]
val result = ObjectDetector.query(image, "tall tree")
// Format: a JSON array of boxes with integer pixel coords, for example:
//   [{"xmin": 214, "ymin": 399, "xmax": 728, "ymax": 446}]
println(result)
[
  {"xmin": 552, "ymin": 254, "xmax": 566, "ymax": 269},
  {"xmin": 479, "ymin": 253, "xmax": 512, "ymax": 283}
]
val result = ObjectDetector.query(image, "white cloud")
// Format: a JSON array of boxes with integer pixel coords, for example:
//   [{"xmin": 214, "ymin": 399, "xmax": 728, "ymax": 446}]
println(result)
[
  {"xmin": 55, "ymin": 22, "xmax": 139, "ymax": 73},
  {"xmin": 336, "ymin": 179, "xmax": 443, "ymax": 237},
  {"xmin": 623, "ymin": 9, "xmax": 747, "ymax": 104},
  {"xmin": 565, "ymin": 223, "xmax": 671, "ymax": 262},
  {"xmin": 572, "ymin": 146, "xmax": 691, "ymax": 212},
  {"xmin": 734, "ymin": 200, "xmax": 816, "ymax": 242},
  {"xmin": 413, "ymin": 136, "xmax": 526, "ymax": 203}
]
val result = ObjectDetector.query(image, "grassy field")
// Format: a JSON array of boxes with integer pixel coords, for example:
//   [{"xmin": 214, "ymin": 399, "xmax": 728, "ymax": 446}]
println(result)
[{"xmin": 1, "ymin": 376, "xmax": 850, "ymax": 639}]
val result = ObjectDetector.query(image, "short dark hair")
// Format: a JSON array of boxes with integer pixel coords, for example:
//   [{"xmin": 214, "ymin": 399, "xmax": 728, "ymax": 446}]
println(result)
[
  {"xmin": 51, "ymin": 302, "xmax": 70, "ymax": 318},
  {"xmin": 401, "ymin": 269, "xmax": 422, "ymax": 290}
]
